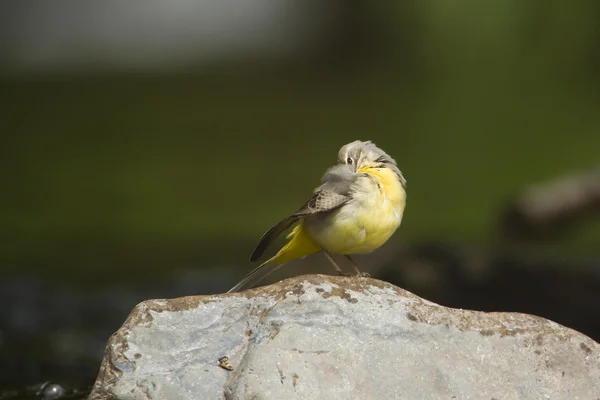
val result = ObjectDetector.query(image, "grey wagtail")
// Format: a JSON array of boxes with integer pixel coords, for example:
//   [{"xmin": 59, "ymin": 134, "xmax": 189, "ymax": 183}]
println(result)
[{"xmin": 228, "ymin": 140, "xmax": 406, "ymax": 293}]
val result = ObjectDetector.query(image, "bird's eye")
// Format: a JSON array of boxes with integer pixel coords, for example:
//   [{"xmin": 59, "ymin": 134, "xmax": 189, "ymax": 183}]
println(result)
[{"xmin": 346, "ymin": 157, "xmax": 353, "ymax": 165}]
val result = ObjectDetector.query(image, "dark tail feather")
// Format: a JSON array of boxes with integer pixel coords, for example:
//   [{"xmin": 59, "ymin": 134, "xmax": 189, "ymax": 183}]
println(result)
[
  {"xmin": 249, "ymin": 215, "xmax": 299, "ymax": 262},
  {"xmin": 226, "ymin": 261, "xmax": 286, "ymax": 293}
]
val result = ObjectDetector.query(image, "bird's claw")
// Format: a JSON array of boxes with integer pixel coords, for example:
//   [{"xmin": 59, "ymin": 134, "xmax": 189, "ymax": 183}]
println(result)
[{"xmin": 357, "ymin": 272, "xmax": 371, "ymax": 278}]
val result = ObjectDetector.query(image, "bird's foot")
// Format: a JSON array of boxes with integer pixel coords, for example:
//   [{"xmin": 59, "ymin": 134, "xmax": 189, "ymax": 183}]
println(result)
[
  {"xmin": 357, "ymin": 272, "xmax": 371, "ymax": 278},
  {"xmin": 337, "ymin": 271, "xmax": 353, "ymax": 277}
]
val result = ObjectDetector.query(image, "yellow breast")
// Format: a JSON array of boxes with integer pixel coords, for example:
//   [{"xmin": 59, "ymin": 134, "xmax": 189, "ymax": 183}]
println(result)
[{"xmin": 305, "ymin": 166, "xmax": 406, "ymax": 255}]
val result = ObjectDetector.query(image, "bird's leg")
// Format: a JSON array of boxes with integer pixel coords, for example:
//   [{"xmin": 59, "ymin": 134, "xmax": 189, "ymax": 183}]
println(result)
[
  {"xmin": 345, "ymin": 255, "xmax": 371, "ymax": 277},
  {"xmin": 323, "ymin": 251, "xmax": 352, "ymax": 276}
]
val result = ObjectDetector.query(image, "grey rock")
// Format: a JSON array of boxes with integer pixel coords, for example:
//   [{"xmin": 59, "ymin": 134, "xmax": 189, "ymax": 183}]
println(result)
[{"xmin": 89, "ymin": 275, "xmax": 600, "ymax": 400}]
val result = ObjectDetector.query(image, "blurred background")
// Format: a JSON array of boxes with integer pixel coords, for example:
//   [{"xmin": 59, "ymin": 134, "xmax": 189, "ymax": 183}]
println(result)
[{"xmin": 1, "ymin": 0, "xmax": 600, "ymax": 397}]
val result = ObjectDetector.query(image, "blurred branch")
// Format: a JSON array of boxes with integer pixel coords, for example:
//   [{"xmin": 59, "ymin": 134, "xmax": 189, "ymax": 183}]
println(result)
[{"xmin": 499, "ymin": 165, "xmax": 600, "ymax": 240}]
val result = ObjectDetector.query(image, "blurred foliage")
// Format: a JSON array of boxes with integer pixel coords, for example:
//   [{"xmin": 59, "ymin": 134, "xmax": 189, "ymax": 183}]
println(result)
[{"xmin": 1, "ymin": 1, "xmax": 600, "ymax": 281}]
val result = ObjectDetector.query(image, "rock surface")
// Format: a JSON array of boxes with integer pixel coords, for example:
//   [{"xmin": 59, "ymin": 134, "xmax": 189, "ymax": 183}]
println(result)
[{"xmin": 89, "ymin": 275, "xmax": 600, "ymax": 400}]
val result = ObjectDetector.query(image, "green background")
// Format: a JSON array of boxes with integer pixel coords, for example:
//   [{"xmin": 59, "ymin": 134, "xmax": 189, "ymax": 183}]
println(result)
[{"xmin": 2, "ymin": 1, "xmax": 600, "ymax": 285}]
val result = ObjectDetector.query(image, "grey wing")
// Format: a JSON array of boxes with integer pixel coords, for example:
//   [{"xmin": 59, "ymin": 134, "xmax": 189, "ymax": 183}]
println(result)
[
  {"xmin": 299, "ymin": 164, "xmax": 357, "ymax": 214},
  {"xmin": 249, "ymin": 164, "xmax": 356, "ymax": 262},
  {"xmin": 297, "ymin": 190, "xmax": 350, "ymax": 215}
]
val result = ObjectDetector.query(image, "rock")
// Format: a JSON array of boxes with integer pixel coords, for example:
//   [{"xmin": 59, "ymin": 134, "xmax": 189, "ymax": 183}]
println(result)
[
  {"xmin": 37, "ymin": 382, "xmax": 67, "ymax": 400},
  {"xmin": 89, "ymin": 275, "xmax": 600, "ymax": 400}
]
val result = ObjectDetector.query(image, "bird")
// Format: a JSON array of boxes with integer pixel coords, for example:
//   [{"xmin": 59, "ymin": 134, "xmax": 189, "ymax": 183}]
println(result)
[{"xmin": 227, "ymin": 140, "xmax": 407, "ymax": 293}]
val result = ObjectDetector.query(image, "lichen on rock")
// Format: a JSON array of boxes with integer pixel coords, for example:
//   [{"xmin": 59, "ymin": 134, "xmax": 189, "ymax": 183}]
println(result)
[{"xmin": 89, "ymin": 275, "xmax": 600, "ymax": 400}]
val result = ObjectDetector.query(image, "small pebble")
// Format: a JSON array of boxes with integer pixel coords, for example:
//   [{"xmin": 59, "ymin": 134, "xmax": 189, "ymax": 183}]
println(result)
[{"xmin": 38, "ymin": 382, "xmax": 66, "ymax": 400}]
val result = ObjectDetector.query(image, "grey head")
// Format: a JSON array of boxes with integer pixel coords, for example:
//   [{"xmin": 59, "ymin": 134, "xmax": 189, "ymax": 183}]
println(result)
[{"xmin": 337, "ymin": 140, "xmax": 406, "ymax": 187}]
